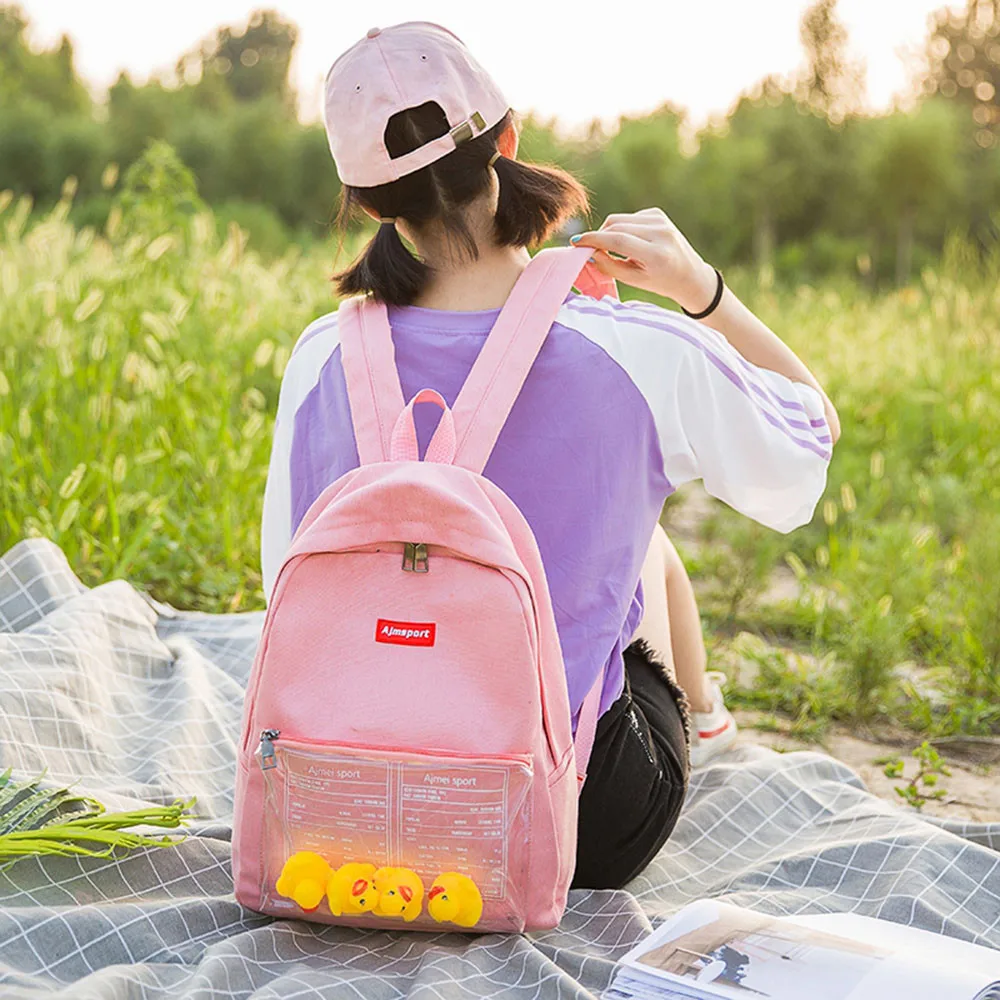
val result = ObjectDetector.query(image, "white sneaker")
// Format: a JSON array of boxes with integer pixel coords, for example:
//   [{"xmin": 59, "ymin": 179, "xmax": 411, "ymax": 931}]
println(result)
[{"xmin": 689, "ymin": 671, "xmax": 738, "ymax": 767}]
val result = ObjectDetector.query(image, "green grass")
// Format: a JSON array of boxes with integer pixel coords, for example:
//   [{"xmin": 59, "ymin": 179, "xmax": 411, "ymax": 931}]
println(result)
[
  {"xmin": 1, "ymin": 156, "xmax": 998, "ymax": 736},
  {"xmin": 0, "ymin": 170, "xmax": 361, "ymax": 610},
  {"xmin": 694, "ymin": 245, "xmax": 1000, "ymax": 736}
]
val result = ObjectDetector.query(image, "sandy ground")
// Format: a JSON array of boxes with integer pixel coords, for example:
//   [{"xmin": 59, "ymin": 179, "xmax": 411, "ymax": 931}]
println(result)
[{"xmin": 734, "ymin": 710, "xmax": 1000, "ymax": 823}]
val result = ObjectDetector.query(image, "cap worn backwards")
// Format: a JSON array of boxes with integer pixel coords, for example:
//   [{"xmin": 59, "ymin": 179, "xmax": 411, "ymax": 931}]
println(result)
[{"xmin": 323, "ymin": 21, "xmax": 510, "ymax": 188}]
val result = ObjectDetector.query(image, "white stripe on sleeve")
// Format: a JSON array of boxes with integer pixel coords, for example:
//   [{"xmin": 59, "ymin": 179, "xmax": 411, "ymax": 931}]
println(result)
[
  {"xmin": 260, "ymin": 311, "xmax": 341, "ymax": 602},
  {"xmin": 558, "ymin": 297, "xmax": 832, "ymax": 533}
]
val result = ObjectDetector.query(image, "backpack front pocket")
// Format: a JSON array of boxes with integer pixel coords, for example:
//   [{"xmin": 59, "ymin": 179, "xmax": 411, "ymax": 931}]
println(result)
[{"xmin": 254, "ymin": 733, "xmax": 534, "ymax": 932}]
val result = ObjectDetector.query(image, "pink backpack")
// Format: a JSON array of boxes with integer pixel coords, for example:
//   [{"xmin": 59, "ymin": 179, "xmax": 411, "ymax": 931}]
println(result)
[{"xmin": 233, "ymin": 246, "xmax": 617, "ymax": 933}]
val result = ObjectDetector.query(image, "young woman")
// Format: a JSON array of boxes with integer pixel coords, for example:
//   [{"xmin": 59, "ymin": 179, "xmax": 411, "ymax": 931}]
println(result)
[{"xmin": 261, "ymin": 22, "xmax": 839, "ymax": 891}]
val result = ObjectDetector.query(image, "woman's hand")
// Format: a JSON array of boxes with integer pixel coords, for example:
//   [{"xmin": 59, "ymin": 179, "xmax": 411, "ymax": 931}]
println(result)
[
  {"xmin": 574, "ymin": 208, "xmax": 842, "ymax": 446},
  {"xmin": 570, "ymin": 207, "xmax": 718, "ymax": 314}
]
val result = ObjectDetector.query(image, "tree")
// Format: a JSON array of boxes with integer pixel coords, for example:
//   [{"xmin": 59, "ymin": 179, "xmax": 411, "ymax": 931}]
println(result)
[
  {"xmin": 286, "ymin": 125, "xmax": 341, "ymax": 233},
  {"xmin": 106, "ymin": 73, "xmax": 178, "ymax": 167},
  {"xmin": 796, "ymin": 0, "xmax": 866, "ymax": 121},
  {"xmin": 867, "ymin": 100, "xmax": 966, "ymax": 284},
  {"xmin": 693, "ymin": 82, "xmax": 854, "ymax": 276},
  {"xmin": 921, "ymin": 0, "xmax": 1000, "ymax": 148},
  {"xmin": 47, "ymin": 115, "xmax": 110, "ymax": 198},
  {"xmin": 585, "ymin": 105, "xmax": 687, "ymax": 224},
  {"xmin": 177, "ymin": 9, "xmax": 297, "ymax": 113},
  {"xmin": 0, "ymin": 102, "xmax": 49, "ymax": 200},
  {"xmin": 0, "ymin": 4, "xmax": 90, "ymax": 114},
  {"xmin": 516, "ymin": 114, "xmax": 588, "ymax": 174}
]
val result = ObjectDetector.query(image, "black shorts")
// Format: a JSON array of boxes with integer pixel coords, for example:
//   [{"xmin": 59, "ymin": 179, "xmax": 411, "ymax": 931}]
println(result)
[{"xmin": 572, "ymin": 640, "xmax": 691, "ymax": 890}]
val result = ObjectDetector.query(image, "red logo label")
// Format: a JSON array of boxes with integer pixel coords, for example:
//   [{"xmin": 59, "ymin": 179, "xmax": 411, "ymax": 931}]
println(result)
[{"xmin": 375, "ymin": 619, "xmax": 436, "ymax": 647}]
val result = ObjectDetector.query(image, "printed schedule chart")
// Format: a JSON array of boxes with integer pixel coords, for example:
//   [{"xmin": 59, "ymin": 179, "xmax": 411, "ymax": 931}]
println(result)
[
  {"xmin": 284, "ymin": 753, "xmax": 391, "ymax": 860},
  {"xmin": 398, "ymin": 762, "xmax": 517, "ymax": 899},
  {"xmin": 277, "ymin": 748, "xmax": 530, "ymax": 899}
]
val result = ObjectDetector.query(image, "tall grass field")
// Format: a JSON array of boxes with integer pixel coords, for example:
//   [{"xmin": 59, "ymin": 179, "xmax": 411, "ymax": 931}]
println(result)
[{"xmin": 2, "ymin": 155, "xmax": 999, "ymax": 739}]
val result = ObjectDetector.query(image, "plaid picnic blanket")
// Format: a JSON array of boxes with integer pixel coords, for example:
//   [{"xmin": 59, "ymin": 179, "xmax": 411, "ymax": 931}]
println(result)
[{"xmin": 1, "ymin": 538, "xmax": 998, "ymax": 998}]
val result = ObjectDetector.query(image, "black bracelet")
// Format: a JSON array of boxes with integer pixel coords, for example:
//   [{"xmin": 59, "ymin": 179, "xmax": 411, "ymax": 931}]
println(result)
[{"xmin": 681, "ymin": 267, "xmax": 725, "ymax": 320}]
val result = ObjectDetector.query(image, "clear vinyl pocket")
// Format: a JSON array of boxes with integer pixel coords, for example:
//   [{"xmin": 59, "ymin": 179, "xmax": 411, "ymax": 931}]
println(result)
[{"xmin": 255, "ymin": 733, "xmax": 533, "ymax": 932}]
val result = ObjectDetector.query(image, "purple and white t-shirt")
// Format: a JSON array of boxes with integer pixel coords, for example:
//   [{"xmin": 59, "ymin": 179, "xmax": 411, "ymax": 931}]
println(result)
[{"xmin": 261, "ymin": 292, "xmax": 832, "ymax": 723}]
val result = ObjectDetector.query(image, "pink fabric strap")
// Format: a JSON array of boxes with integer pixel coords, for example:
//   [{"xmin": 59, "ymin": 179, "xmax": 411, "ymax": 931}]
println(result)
[
  {"xmin": 338, "ymin": 295, "xmax": 407, "ymax": 465},
  {"xmin": 389, "ymin": 388, "xmax": 457, "ymax": 464},
  {"xmin": 449, "ymin": 246, "xmax": 618, "ymax": 474},
  {"xmin": 573, "ymin": 669, "xmax": 604, "ymax": 790}
]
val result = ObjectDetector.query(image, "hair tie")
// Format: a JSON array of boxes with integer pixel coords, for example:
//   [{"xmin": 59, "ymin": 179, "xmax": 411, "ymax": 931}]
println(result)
[
  {"xmin": 378, "ymin": 217, "xmax": 397, "ymax": 225},
  {"xmin": 681, "ymin": 267, "xmax": 726, "ymax": 320},
  {"xmin": 488, "ymin": 151, "xmax": 501, "ymax": 168}
]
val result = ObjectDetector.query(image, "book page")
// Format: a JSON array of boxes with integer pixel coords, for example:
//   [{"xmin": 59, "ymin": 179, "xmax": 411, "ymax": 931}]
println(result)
[
  {"xmin": 621, "ymin": 901, "xmax": 996, "ymax": 1000},
  {"xmin": 796, "ymin": 914, "xmax": 1000, "ymax": 980},
  {"xmin": 795, "ymin": 913, "xmax": 1000, "ymax": 1000}
]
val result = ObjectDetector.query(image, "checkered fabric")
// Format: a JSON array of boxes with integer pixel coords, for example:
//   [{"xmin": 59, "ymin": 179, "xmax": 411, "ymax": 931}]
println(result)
[{"xmin": 1, "ymin": 538, "xmax": 998, "ymax": 998}]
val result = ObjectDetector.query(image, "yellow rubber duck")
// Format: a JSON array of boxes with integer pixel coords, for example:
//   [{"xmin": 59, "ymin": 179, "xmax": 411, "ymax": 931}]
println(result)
[
  {"xmin": 427, "ymin": 872, "xmax": 483, "ymax": 928},
  {"xmin": 372, "ymin": 867, "xmax": 424, "ymax": 922},
  {"xmin": 274, "ymin": 851, "xmax": 333, "ymax": 912},
  {"xmin": 326, "ymin": 862, "xmax": 380, "ymax": 917}
]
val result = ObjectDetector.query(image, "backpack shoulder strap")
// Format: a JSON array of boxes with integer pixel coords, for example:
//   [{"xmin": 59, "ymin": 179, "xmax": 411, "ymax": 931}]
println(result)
[
  {"xmin": 338, "ymin": 295, "xmax": 406, "ymax": 465},
  {"xmin": 448, "ymin": 245, "xmax": 617, "ymax": 474},
  {"xmin": 337, "ymin": 248, "xmax": 616, "ymax": 467}
]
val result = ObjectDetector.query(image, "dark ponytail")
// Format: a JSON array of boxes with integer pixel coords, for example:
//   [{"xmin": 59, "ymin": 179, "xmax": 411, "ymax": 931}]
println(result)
[
  {"xmin": 492, "ymin": 154, "xmax": 588, "ymax": 249},
  {"xmin": 333, "ymin": 107, "xmax": 589, "ymax": 306},
  {"xmin": 334, "ymin": 220, "xmax": 431, "ymax": 305}
]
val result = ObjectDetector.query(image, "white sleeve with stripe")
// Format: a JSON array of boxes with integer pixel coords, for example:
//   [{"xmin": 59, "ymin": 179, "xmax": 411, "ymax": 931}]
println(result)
[
  {"xmin": 260, "ymin": 312, "xmax": 341, "ymax": 603},
  {"xmin": 558, "ymin": 298, "xmax": 833, "ymax": 533}
]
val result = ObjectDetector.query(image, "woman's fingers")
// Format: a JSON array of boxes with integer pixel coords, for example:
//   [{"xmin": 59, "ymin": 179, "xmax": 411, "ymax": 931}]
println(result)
[
  {"xmin": 585, "ymin": 249, "xmax": 644, "ymax": 278},
  {"xmin": 599, "ymin": 208, "xmax": 668, "ymax": 228},
  {"xmin": 597, "ymin": 220, "xmax": 665, "ymax": 236},
  {"xmin": 571, "ymin": 229, "xmax": 652, "ymax": 260},
  {"xmin": 570, "ymin": 206, "xmax": 706, "ymax": 301}
]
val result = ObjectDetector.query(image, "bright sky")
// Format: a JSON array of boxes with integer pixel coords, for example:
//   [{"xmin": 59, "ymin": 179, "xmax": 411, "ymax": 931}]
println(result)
[{"xmin": 20, "ymin": 0, "xmax": 960, "ymax": 132}]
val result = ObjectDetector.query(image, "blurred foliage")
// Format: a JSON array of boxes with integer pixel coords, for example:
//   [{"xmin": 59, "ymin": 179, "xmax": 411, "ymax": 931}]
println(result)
[
  {"xmin": 923, "ymin": 0, "xmax": 1000, "ymax": 147},
  {"xmin": 795, "ymin": 0, "xmax": 866, "ymax": 121},
  {"xmin": 0, "ymin": 4, "xmax": 337, "ymax": 249},
  {"xmin": 0, "ymin": 5, "xmax": 90, "ymax": 114},
  {"xmin": 175, "ymin": 9, "xmax": 298, "ymax": 110},
  {"xmin": 116, "ymin": 140, "xmax": 206, "ymax": 237},
  {"xmin": 685, "ymin": 244, "xmax": 1000, "ymax": 733},
  {"xmin": 0, "ymin": 150, "xmax": 351, "ymax": 608},
  {"xmin": 1, "ymin": 1, "xmax": 999, "ymax": 279}
]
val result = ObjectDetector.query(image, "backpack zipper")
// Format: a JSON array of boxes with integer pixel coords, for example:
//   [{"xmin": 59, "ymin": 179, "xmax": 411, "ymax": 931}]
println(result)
[
  {"xmin": 259, "ymin": 729, "xmax": 280, "ymax": 770},
  {"xmin": 256, "ymin": 730, "xmax": 532, "ymax": 769},
  {"xmin": 402, "ymin": 542, "xmax": 429, "ymax": 573}
]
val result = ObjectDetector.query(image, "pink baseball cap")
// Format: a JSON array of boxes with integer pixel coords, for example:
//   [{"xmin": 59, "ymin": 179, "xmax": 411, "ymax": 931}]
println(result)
[{"xmin": 323, "ymin": 22, "xmax": 510, "ymax": 188}]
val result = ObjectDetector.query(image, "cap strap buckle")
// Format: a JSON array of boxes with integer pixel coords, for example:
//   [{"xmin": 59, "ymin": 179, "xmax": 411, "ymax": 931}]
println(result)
[{"xmin": 450, "ymin": 110, "xmax": 487, "ymax": 147}]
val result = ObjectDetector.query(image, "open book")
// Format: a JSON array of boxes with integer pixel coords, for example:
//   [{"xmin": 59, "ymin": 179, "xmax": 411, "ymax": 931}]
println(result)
[{"xmin": 604, "ymin": 900, "xmax": 1000, "ymax": 1000}]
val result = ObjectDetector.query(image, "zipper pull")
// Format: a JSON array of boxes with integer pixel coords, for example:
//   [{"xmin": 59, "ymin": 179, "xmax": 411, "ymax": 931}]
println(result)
[
  {"xmin": 402, "ymin": 542, "xmax": 429, "ymax": 573},
  {"xmin": 413, "ymin": 543, "xmax": 429, "ymax": 573},
  {"xmin": 259, "ymin": 728, "xmax": 280, "ymax": 770}
]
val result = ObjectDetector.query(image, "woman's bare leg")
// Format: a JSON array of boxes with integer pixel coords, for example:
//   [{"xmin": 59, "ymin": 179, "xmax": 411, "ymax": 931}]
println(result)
[{"xmin": 633, "ymin": 523, "xmax": 714, "ymax": 714}]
